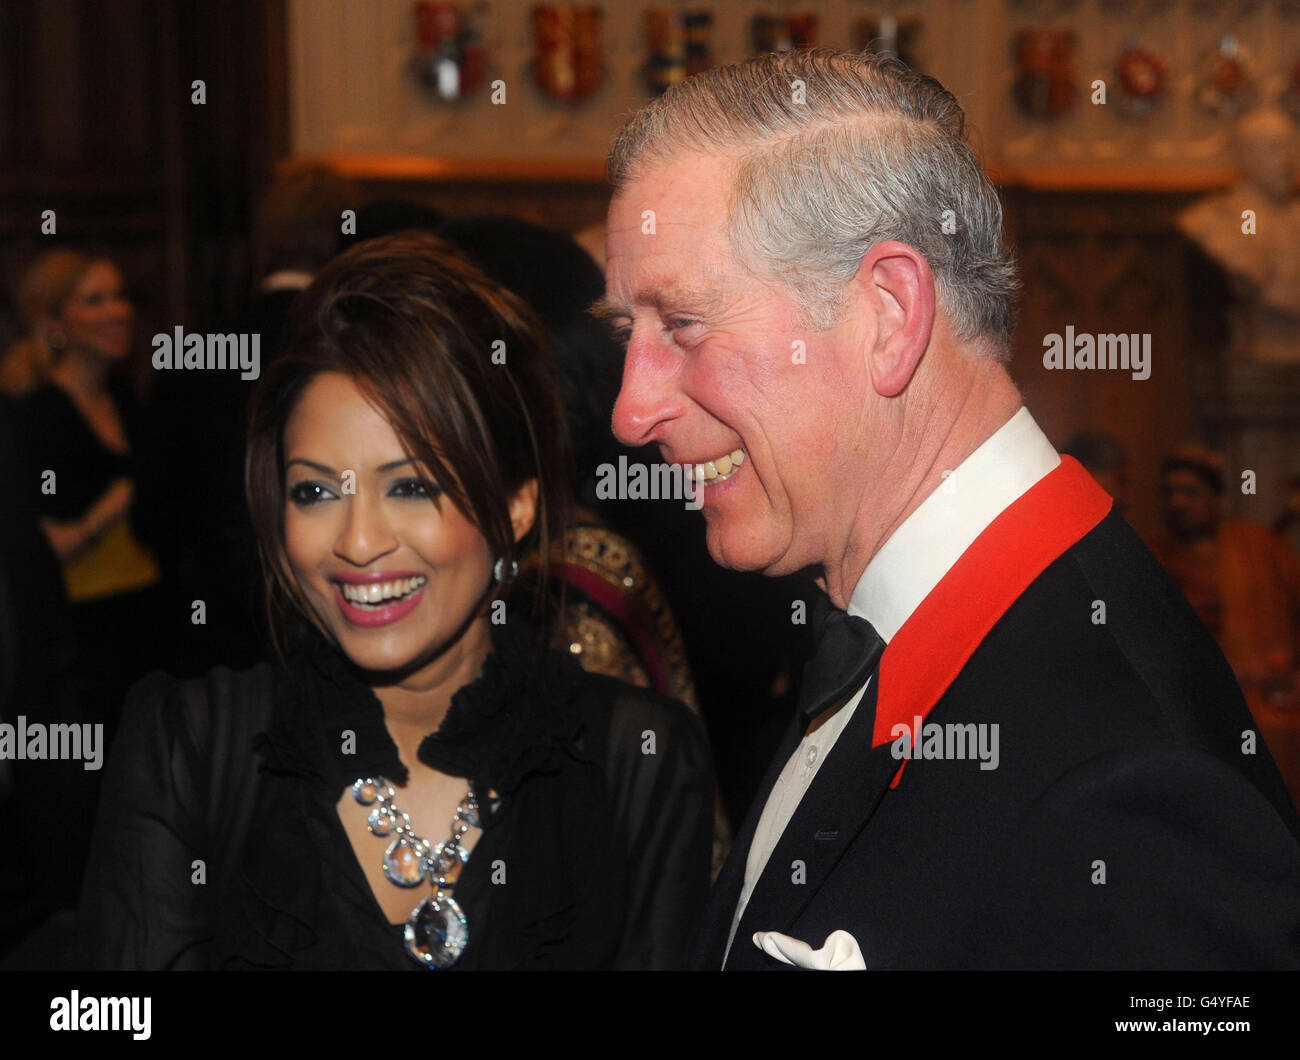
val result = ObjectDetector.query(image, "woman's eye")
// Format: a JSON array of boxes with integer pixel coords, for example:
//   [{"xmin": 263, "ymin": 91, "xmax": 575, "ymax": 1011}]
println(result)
[
  {"xmin": 288, "ymin": 481, "xmax": 333, "ymax": 507},
  {"xmin": 389, "ymin": 478, "xmax": 442, "ymax": 500}
]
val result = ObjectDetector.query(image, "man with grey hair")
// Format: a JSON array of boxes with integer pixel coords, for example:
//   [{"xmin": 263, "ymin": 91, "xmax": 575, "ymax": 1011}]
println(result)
[{"xmin": 598, "ymin": 49, "xmax": 1300, "ymax": 969}]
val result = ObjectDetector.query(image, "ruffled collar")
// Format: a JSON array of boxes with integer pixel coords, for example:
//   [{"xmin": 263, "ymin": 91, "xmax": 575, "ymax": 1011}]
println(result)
[{"xmin": 256, "ymin": 620, "xmax": 588, "ymax": 803}]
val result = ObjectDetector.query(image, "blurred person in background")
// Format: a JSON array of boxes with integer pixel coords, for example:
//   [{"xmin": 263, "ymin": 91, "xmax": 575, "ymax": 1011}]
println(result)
[
  {"xmin": 2, "ymin": 249, "xmax": 165, "ymax": 731},
  {"xmin": 1149, "ymin": 444, "xmax": 1300, "ymax": 697},
  {"xmin": 1149, "ymin": 443, "xmax": 1300, "ymax": 806}
]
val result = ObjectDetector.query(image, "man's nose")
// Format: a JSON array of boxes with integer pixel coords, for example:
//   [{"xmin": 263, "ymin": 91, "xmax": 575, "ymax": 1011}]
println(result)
[
  {"xmin": 611, "ymin": 336, "xmax": 683, "ymax": 448},
  {"xmin": 334, "ymin": 491, "xmax": 398, "ymax": 566}
]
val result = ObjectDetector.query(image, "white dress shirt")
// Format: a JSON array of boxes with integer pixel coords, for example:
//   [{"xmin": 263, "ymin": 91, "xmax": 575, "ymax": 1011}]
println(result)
[{"xmin": 723, "ymin": 406, "xmax": 1060, "ymax": 965}]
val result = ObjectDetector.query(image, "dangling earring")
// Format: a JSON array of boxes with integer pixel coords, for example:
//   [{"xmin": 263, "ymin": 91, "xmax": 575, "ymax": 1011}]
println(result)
[{"xmin": 492, "ymin": 557, "xmax": 519, "ymax": 584}]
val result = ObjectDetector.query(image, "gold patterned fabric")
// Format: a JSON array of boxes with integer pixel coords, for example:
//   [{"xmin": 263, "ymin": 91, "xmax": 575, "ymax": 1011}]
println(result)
[{"xmin": 552, "ymin": 518, "xmax": 699, "ymax": 713}]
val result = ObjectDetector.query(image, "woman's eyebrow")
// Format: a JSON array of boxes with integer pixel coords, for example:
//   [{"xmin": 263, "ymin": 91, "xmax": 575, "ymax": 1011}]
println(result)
[
  {"xmin": 285, "ymin": 457, "xmax": 335, "ymax": 475},
  {"xmin": 285, "ymin": 457, "xmax": 418, "ymax": 474}
]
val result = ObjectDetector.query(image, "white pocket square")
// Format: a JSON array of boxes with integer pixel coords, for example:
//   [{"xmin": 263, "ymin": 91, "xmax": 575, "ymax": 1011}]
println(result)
[{"xmin": 752, "ymin": 929, "xmax": 866, "ymax": 970}]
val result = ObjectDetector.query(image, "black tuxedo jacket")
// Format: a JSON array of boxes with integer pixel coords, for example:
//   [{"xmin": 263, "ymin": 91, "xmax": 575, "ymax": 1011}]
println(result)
[{"xmin": 697, "ymin": 460, "xmax": 1300, "ymax": 970}]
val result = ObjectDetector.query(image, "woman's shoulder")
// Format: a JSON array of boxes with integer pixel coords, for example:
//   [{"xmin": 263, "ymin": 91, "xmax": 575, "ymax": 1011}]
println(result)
[
  {"xmin": 11, "ymin": 383, "xmax": 93, "ymax": 462},
  {"xmin": 9, "ymin": 381, "xmax": 64, "ymax": 428},
  {"xmin": 564, "ymin": 664, "xmax": 717, "ymax": 892},
  {"xmin": 568, "ymin": 666, "xmax": 712, "ymax": 779},
  {"xmin": 125, "ymin": 660, "xmax": 279, "ymax": 707},
  {"xmin": 98, "ymin": 663, "xmax": 283, "ymax": 858},
  {"xmin": 119, "ymin": 661, "xmax": 280, "ymax": 753},
  {"xmin": 572, "ymin": 667, "xmax": 699, "ymax": 730},
  {"xmin": 12, "ymin": 380, "xmax": 75, "ymax": 417}
]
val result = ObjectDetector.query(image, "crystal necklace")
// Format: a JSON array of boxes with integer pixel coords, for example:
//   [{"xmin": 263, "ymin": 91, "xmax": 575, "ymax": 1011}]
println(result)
[{"xmin": 351, "ymin": 776, "xmax": 479, "ymax": 969}]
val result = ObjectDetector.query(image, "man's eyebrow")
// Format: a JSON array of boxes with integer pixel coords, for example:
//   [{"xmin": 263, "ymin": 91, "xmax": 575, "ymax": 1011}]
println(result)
[
  {"xmin": 589, "ymin": 294, "xmax": 625, "ymax": 322},
  {"xmin": 588, "ymin": 284, "xmax": 725, "ymax": 322}
]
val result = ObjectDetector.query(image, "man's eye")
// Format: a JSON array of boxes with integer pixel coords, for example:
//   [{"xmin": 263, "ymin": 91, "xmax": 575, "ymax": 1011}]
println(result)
[
  {"xmin": 612, "ymin": 328, "xmax": 631, "ymax": 348},
  {"xmin": 666, "ymin": 318, "xmax": 702, "ymax": 341},
  {"xmin": 390, "ymin": 478, "xmax": 442, "ymax": 500},
  {"xmin": 288, "ymin": 481, "xmax": 333, "ymax": 507}
]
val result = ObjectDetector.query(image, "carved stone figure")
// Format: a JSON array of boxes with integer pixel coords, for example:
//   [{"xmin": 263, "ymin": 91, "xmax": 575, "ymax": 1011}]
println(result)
[{"xmin": 1179, "ymin": 107, "xmax": 1300, "ymax": 363}]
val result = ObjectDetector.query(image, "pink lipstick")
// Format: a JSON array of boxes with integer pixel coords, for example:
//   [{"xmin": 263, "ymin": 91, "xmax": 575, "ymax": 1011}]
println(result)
[{"xmin": 332, "ymin": 572, "xmax": 427, "ymax": 628}]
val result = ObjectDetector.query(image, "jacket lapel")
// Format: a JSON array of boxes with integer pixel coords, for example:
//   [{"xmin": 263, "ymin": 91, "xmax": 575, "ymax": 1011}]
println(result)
[
  {"xmin": 692, "ymin": 711, "xmax": 804, "ymax": 969},
  {"xmin": 724, "ymin": 678, "xmax": 897, "ymax": 969}
]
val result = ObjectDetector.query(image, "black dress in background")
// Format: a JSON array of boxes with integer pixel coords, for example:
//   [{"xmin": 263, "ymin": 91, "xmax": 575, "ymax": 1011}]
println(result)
[
  {"xmin": 13, "ymin": 376, "xmax": 140, "ymax": 525},
  {"xmin": 0, "ymin": 398, "xmax": 98, "ymax": 960},
  {"xmin": 74, "ymin": 620, "xmax": 715, "ymax": 970},
  {"xmin": 10, "ymin": 376, "xmax": 168, "ymax": 730}
]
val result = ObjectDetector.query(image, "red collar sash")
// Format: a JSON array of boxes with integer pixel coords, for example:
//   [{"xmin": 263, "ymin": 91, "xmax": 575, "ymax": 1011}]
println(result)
[{"xmin": 873, "ymin": 455, "xmax": 1113, "ymax": 785}]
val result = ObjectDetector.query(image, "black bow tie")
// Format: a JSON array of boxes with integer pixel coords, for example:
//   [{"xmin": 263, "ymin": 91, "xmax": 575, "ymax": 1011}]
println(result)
[{"xmin": 797, "ymin": 595, "xmax": 886, "ymax": 724}]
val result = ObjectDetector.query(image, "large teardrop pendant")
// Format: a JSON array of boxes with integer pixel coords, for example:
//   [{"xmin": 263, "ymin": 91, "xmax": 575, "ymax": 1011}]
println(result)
[{"xmin": 405, "ymin": 893, "xmax": 468, "ymax": 968}]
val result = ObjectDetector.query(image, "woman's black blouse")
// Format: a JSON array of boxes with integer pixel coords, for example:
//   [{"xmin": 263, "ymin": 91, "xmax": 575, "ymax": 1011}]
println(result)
[{"xmin": 74, "ymin": 622, "xmax": 715, "ymax": 970}]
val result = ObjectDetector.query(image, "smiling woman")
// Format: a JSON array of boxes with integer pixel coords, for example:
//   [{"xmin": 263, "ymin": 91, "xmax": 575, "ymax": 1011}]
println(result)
[
  {"xmin": 73, "ymin": 233, "xmax": 714, "ymax": 971},
  {"xmin": 273, "ymin": 371, "xmax": 510, "ymax": 670}
]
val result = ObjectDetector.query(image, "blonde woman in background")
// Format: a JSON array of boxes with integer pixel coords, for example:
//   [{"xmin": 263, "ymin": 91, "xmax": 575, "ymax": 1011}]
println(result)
[{"xmin": 2, "ymin": 250, "xmax": 164, "ymax": 731}]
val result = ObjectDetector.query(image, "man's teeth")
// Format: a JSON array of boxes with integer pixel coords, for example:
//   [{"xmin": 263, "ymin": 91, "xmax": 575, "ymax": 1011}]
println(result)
[
  {"xmin": 688, "ymin": 449, "xmax": 745, "ymax": 484},
  {"xmin": 340, "ymin": 575, "xmax": 427, "ymax": 607}
]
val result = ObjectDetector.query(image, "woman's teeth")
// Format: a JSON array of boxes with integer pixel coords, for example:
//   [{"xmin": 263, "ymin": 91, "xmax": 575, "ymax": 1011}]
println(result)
[
  {"xmin": 687, "ymin": 449, "xmax": 745, "ymax": 485},
  {"xmin": 339, "ymin": 575, "xmax": 427, "ymax": 607}
]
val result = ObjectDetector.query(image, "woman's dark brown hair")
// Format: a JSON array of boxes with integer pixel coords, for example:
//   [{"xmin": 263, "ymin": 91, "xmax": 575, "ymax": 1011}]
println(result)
[{"xmin": 245, "ymin": 231, "xmax": 570, "ymax": 654}]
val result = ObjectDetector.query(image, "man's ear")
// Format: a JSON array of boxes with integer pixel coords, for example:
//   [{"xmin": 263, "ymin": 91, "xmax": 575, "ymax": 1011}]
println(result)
[
  {"xmin": 508, "ymin": 478, "xmax": 539, "ymax": 543},
  {"xmin": 858, "ymin": 241, "xmax": 937, "ymax": 398}
]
